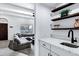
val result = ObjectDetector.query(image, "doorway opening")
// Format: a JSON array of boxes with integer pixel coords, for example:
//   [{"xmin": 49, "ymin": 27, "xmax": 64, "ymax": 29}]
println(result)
[{"xmin": 0, "ymin": 18, "xmax": 8, "ymax": 40}]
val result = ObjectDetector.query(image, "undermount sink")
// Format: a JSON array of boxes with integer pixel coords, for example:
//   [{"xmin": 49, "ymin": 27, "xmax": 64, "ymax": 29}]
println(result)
[{"xmin": 60, "ymin": 42, "xmax": 79, "ymax": 48}]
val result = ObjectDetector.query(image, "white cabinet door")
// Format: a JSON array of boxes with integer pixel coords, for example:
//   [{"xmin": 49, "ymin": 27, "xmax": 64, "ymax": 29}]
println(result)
[
  {"xmin": 39, "ymin": 44, "xmax": 50, "ymax": 56},
  {"xmin": 39, "ymin": 40, "xmax": 51, "ymax": 56},
  {"xmin": 51, "ymin": 45, "xmax": 78, "ymax": 56}
]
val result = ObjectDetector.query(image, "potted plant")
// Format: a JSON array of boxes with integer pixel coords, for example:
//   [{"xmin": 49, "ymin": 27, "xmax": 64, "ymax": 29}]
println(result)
[{"xmin": 60, "ymin": 9, "xmax": 70, "ymax": 17}]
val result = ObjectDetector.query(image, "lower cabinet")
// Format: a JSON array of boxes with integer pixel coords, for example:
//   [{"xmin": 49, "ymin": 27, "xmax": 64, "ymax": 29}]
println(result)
[
  {"xmin": 39, "ymin": 40, "xmax": 78, "ymax": 56},
  {"xmin": 39, "ymin": 45, "xmax": 50, "ymax": 56},
  {"xmin": 39, "ymin": 40, "xmax": 58, "ymax": 56},
  {"xmin": 50, "ymin": 51, "xmax": 59, "ymax": 56},
  {"xmin": 39, "ymin": 44, "xmax": 58, "ymax": 56},
  {"xmin": 51, "ymin": 45, "xmax": 78, "ymax": 56}
]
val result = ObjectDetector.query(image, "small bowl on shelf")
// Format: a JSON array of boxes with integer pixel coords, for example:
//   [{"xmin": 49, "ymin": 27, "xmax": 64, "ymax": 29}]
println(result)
[{"xmin": 53, "ymin": 24, "xmax": 60, "ymax": 28}]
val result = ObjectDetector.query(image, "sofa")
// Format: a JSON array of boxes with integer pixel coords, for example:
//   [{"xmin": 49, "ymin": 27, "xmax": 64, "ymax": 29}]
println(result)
[
  {"xmin": 8, "ymin": 33, "xmax": 34, "ymax": 51},
  {"xmin": 8, "ymin": 40, "xmax": 31, "ymax": 51}
]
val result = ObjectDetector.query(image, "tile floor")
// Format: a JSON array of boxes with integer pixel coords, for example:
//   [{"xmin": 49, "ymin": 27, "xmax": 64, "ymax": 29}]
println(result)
[
  {"xmin": 0, "ymin": 40, "xmax": 34, "ymax": 56},
  {"xmin": 0, "ymin": 48, "xmax": 27, "ymax": 56}
]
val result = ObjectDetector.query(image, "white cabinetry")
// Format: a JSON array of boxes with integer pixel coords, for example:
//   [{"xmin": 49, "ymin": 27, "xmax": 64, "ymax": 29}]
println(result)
[
  {"xmin": 39, "ymin": 40, "xmax": 51, "ymax": 56},
  {"xmin": 51, "ymin": 45, "xmax": 77, "ymax": 56},
  {"xmin": 39, "ymin": 40, "xmax": 78, "ymax": 56},
  {"xmin": 39, "ymin": 45, "xmax": 50, "ymax": 56},
  {"xmin": 50, "ymin": 51, "xmax": 59, "ymax": 56},
  {"xmin": 39, "ymin": 40, "xmax": 58, "ymax": 56}
]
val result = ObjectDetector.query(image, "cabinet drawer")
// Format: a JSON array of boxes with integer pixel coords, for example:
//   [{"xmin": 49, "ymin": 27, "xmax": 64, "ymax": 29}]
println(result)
[
  {"xmin": 51, "ymin": 45, "xmax": 78, "ymax": 56},
  {"xmin": 39, "ymin": 40, "xmax": 50, "ymax": 50}
]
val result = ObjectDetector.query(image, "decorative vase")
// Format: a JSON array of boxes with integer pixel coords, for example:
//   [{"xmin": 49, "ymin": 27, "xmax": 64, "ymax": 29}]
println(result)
[{"xmin": 74, "ymin": 19, "xmax": 79, "ymax": 28}]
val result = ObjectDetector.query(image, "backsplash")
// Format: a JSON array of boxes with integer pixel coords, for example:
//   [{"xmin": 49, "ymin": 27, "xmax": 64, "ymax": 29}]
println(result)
[{"xmin": 51, "ymin": 3, "xmax": 79, "ymax": 43}]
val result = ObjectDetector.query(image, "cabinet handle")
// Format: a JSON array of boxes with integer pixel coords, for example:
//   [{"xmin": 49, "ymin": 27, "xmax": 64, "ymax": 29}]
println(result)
[
  {"xmin": 43, "ymin": 44, "xmax": 46, "ymax": 46},
  {"xmin": 48, "ymin": 53, "xmax": 50, "ymax": 56},
  {"xmin": 50, "ymin": 54, "xmax": 52, "ymax": 56},
  {"xmin": 48, "ymin": 53, "xmax": 52, "ymax": 56}
]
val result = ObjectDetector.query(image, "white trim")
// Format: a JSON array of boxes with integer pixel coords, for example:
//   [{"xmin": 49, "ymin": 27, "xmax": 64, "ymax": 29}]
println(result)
[
  {"xmin": 0, "ymin": 7, "xmax": 33, "ymax": 17},
  {"xmin": 0, "ymin": 18, "xmax": 8, "ymax": 23},
  {"xmin": 0, "ymin": 14, "xmax": 34, "ymax": 20},
  {"xmin": 0, "ymin": 8, "xmax": 34, "ymax": 19},
  {"xmin": 8, "ymin": 3, "xmax": 35, "ymax": 12},
  {"xmin": 0, "ymin": 13, "xmax": 34, "ymax": 19}
]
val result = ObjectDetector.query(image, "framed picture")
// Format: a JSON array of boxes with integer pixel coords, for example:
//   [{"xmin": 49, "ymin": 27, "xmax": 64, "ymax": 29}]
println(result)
[{"xmin": 20, "ymin": 24, "xmax": 33, "ymax": 34}]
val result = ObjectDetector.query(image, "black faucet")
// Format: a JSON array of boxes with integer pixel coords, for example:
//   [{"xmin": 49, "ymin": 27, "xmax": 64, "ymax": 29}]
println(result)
[{"xmin": 68, "ymin": 29, "xmax": 77, "ymax": 43}]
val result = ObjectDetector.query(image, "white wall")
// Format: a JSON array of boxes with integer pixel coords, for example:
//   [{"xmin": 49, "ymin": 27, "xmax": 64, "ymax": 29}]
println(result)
[
  {"xmin": 35, "ymin": 4, "xmax": 51, "ymax": 39},
  {"xmin": 51, "ymin": 3, "xmax": 79, "ymax": 42},
  {"xmin": 34, "ymin": 3, "xmax": 79, "ymax": 56},
  {"xmin": 11, "ymin": 3, "xmax": 34, "ymax": 11},
  {"xmin": 35, "ymin": 4, "xmax": 51, "ymax": 55},
  {"xmin": 0, "ymin": 3, "xmax": 34, "ymax": 40}
]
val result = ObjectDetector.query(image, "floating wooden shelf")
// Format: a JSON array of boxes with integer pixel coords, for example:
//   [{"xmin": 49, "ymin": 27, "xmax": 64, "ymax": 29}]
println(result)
[
  {"xmin": 21, "ymin": 34, "xmax": 34, "ymax": 37},
  {"xmin": 51, "ymin": 27, "xmax": 79, "ymax": 30},
  {"xmin": 51, "ymin": 3, "xmax": 75, "ymax": 12},
  {"xmin": 51, "ymin": 13, "xmax": 79, "ymax": 21}
]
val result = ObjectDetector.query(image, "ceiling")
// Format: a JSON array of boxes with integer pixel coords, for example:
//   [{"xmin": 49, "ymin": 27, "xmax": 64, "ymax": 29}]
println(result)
[{"xmin": 41, "ymin": 3, "xmax": 61, "ymax": 10}]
